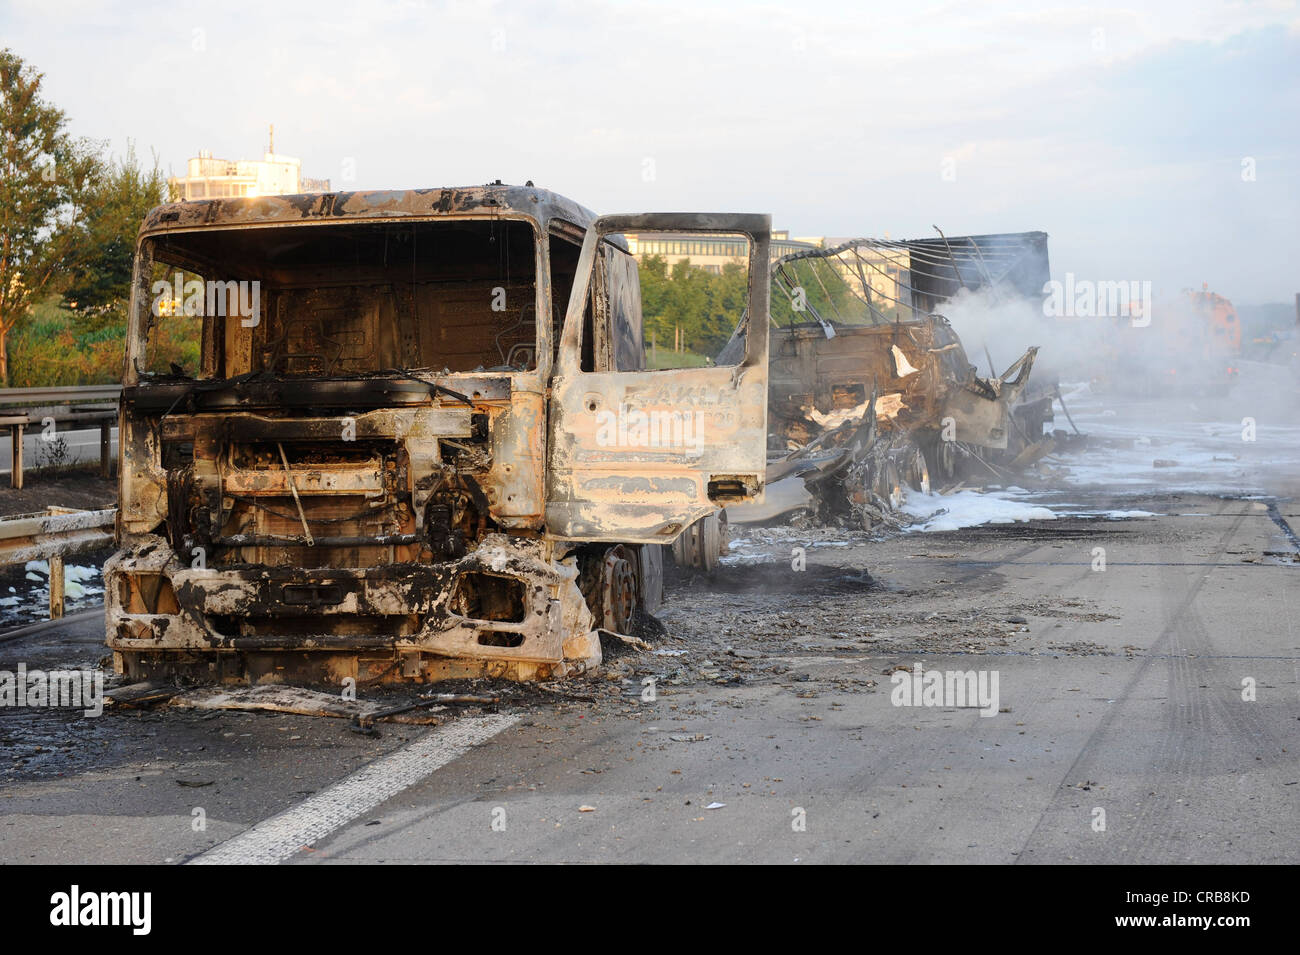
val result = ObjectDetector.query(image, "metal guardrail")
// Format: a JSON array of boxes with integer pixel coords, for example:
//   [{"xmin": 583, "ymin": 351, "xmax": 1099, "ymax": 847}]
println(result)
[
  {"xmin": 0, "ymin": 384, "xmax": 121, "ymax": 405},
  {"xmin": 0, "ymin": 507, "xmax": 116, "ymax": 565},
  {"xmin": 0, "ymin": 389, "xmax": 121, "ymax": 619},
  {"xmin": 0, "ymin": 507, "xmax": 116, "ymax": 620},
  {"xmin": 0, "ymin": 386, "xmax": 120, "ymax": 487}
]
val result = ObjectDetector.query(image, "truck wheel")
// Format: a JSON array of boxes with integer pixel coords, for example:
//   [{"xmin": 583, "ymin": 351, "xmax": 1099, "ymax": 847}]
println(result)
[
  {"xmin": 907, "ymin": 445, "xmax": 931, "ymax": 493},
  {"xmin": 603, "ymin": 550, "xmax": 637, "ymax": 634},
  {"xmin": 579, "ymin": 545, "xmax": 638, "ymax": 634},
  {"xmin": 670, "ymin": 511, "xmax": 726, "ymax": 573},
  {"xmin": 926, "ymin": 436, "xmax": 956, "ymax": 483},
  {"xmin": 874, "ymin": 459, "xmax": 903, "ymax": 509},
  {"xmin": 635, "ymin": 543, "xmax": 664, "ymax": 613}
]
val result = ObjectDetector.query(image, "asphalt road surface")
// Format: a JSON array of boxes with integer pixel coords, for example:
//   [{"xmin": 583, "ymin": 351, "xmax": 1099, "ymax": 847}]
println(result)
[
  {"xmin": 0, "ymin": 427, "xmax": 118, "ymax": 477},
  {"xmin": 1, "ymin": 487, "xmax": 1295, "ymax": 864}
]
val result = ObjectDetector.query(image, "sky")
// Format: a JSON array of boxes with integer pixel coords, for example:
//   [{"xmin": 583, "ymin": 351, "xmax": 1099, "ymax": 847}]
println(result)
[{"xmin": 2, "ymin": 0, "xmax": 1297, "ymax": 305}]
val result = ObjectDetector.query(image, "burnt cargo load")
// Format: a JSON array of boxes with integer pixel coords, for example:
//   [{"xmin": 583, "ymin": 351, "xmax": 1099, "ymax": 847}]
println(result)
[
  {"xmin": 726, "ymin": 232, "xmax": 1053, "ymax": 527},
  {"xmin": 107, "ymin": 186, "xmax": 770, "ymax": 684}
]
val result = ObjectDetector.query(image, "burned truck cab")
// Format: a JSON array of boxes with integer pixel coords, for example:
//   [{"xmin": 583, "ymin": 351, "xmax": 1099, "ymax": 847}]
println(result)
[{"xmin": 106, "ymin": 186, "xmax": 770, "ymax": 684}]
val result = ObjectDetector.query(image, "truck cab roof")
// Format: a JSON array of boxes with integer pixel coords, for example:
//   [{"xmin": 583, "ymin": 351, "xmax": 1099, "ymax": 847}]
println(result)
[{"xmin": 138, "ymin": 183, "xmax": 599, "ymax": 239}]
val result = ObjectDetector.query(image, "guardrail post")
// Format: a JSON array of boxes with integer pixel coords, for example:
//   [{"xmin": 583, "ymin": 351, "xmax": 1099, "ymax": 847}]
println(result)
[
  {"xmin": 49, "ymin": 553, "xmax": 64, "ymax": 619},
  {"xmin": 11, "ymin": 421, "xmax": 22, "ymax": 490},
  {"xmin": 100, "ymin": 419, "xmax": 112, "ymax": 479}
]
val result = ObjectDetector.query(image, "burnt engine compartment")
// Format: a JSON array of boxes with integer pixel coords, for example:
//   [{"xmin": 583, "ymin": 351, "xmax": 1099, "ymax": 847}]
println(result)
[{"xmin": 159, "ymin": 413, "xmax": 495, "ymax": 572}]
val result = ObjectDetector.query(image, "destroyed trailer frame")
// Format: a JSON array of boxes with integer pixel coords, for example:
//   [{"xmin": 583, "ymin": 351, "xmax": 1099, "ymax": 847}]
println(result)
[
  {"xmin": 106, "ymin": 187, "xmax": 770, "ymax": 685},
  {"xmin": 765, "ymin": 238, "xmax": 1044, "ymax": 485},
  {"xmin": 713, "ymin": 235, "xmax": 1052, "ymax": 531}
]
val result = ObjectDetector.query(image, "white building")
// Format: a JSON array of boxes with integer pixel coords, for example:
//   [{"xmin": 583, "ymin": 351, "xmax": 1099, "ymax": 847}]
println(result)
[{"xmin": 169, "ymin": 134, "xmax": 331, "ymax": 200}]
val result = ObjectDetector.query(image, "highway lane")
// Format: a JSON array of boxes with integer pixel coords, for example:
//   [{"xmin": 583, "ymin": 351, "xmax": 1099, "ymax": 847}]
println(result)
[
  {"xmin": 3, "ymin": 493, "xmax": 1291, "ymax": 864},
  {"xmin": 285, "ymin": 498, "xmax": 1297, "ymax": 864},
  {"xmin": 0, "ymin": 426, "xmax": 117, "ymax": 477}
]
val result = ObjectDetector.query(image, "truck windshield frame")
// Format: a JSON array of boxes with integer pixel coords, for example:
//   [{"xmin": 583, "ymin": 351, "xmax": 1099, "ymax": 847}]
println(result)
[{"xmin": 126, "ymin": 214, "xmax": 549, "ymax": 386}]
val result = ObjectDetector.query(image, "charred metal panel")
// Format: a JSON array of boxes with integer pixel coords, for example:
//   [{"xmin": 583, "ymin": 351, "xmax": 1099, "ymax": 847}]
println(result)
[
  {"xmin": 139, "ymin": 186, "xmax": 598, "ymax": 244},
  {"xmin": 547, "ymin": 367, "xmax": 768, "ymax": 540},
  {"xmin": 120, "ymin": 414, "xmax": 168, "ymax": 536},
  {"xmin": 602, "ymin": 243, "xmax": 645, "ymax": 372},
  {"xmin": 943, "ymin": 346, "xmax": 1038, "ymax": 448},
  {"xmin": 482, "ymin": 389, "xmax": 547, "ymax": 527},
  {"xmin": 106, "ymin": 533, "xmax": 598, "ymax": 682},
  {"xmin": 546, "ymin": 213, "xmax": 771, "ymax": 543}
]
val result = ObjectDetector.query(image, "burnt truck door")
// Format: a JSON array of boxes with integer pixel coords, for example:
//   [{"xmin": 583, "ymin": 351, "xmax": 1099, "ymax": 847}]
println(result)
[{"xmin": 545, "ymin": 213, "xmax": 771, "ymax": 543}]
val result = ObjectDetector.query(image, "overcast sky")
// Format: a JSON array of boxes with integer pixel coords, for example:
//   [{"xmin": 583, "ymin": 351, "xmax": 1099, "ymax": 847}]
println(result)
[{"xmin": 3, "ymin": 0, "xmax": 1297, "ymax": 304}]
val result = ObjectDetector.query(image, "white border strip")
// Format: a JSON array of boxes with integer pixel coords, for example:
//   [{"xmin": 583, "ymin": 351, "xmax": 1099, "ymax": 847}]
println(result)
[{"xmin": 191, "ymin": 714, "xmax": 518, "ymax": 865}]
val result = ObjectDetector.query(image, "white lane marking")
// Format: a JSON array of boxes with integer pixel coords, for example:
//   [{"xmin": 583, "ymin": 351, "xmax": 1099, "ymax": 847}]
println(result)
[{"xmin": 190, "ymin": 714, "xmax": 518, "ymax": 865}]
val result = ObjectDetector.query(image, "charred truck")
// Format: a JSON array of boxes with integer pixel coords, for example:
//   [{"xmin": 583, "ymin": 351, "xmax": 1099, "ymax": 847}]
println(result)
[{"xmin": 106, "ymin": 187, "xmax": 770, "ymax": 684}]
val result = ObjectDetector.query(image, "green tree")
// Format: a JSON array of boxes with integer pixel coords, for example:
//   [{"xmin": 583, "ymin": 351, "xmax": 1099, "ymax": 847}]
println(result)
[
  {"xmin": 638, "ymin": 255, "xmax": 752, "ymax": 362},
  {"xmin": 0, "ymin": 48, "xmax": 101, "ymax": 384},
  {"xmin": 62, "ymin": 142, "xmax": 166, "ymax": 328}
]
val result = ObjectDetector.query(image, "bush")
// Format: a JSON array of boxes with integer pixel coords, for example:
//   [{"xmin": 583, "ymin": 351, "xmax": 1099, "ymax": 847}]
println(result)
[{"xmin": 8, "ymin": 298, "xmax": 126, "ymax": 387}]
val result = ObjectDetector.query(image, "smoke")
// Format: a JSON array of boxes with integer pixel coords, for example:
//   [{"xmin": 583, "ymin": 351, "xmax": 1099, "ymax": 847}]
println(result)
[
  {"xmin": 935, "ymin": 285, "xmax": 1099, "ymax": 385},
  {"xmin": 936, "ymin": 282, "xmax": 1260, "ymax": 392},
  {"xmin": 935, "ymin": 283, "xmax": 1300, "ymax": 497}
]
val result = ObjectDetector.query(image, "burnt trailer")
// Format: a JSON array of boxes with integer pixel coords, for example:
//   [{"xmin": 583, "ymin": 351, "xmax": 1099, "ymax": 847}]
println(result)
[
  {"xmin": 727, "ymin": 232, "xmax": 1053, "ymax": 528},
  {"xmin": 107, "ymin": 186, "xmax": 770, "ymax": 685},
  {"xmin": 767, "ymin": 318, "xmax": 1038, "ymax": 465}
]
